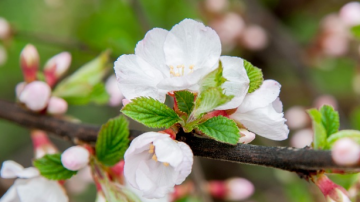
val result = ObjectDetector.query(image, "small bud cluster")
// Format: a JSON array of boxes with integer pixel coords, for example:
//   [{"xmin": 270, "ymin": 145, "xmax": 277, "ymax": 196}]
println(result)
[
  {"xmin": 206, "ymin": 177, "xmax": 254, "ymax": 201},
  {"xmin": 16, "ymin": 44, "xmax": 71, "ymax": 114}
]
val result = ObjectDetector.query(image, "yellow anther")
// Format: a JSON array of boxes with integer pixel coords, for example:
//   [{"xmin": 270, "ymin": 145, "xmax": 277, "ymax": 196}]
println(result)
[
  {"xmin": 163, "ymin": 162, "xmax": 170, "ymax": 167},
  {"xmin": 189, "ymin": 65, "xmax": 194, "ymax": 70},
  {"xmin": 175, "ymin": 73, "xmax": 181, "ymax": 77},
  {"xmin": 152, "ymin": 154, "xmax": 158, "ymax": 161},
  {"xmin": 149, "ymin": 144, "xmax": 155, "ymax": 153}
]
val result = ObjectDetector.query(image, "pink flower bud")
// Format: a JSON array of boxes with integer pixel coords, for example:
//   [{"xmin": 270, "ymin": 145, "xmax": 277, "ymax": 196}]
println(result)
[
  {"xmin": 285, "ymin": 106, "xmax": 309, "ymax": 129},
  {"xmin": 19, "ymin": 81, "xmax": 51, "ymax": 111},
  {"xmin": 321, "ymin": 14, "xmax": 347, "ymax": 35},
  {"xmin": 0, "ymin": 44, "xmax": 7, "ymax": 66},
  {"xmin": 15, "ymin": 82, "xmax": 26, "ymax": 98},
  {"xmin": 339, "ymin": 2, "xmax": 360, "ymax": 27},
  {"xmin": 31, "ymin": 130, "xmax": 57, "ymax": 159},
  {"xmin": 290, "ymin": 129, "xmax": 313, "ymax": 148},
  {"xmin": 332, "ymin": 138, "xmax": 360, "ymax": 165},
  {"xmin": 20, "ymin": 44, "xmax": 39, "ymax": 83},
  {"xmin": 61, "ymin": 146, "xmax": 90, "ymax": 171},
  {"xmin": 0, "ymin": 17, "xmax": 11, "ymax": 40},
  {"xmin": 314, "ymin": 174, "xmax": 350, "ymax": 202},
  {"xmin": 47, "ymin": 96, "xmax": 68, "ymax": 115},
  {"xmin": 322, "ymin": 34, "xmax": 348, "ymax": 56},
  {"xmin": 122, "ymin": 99, "xmax": 130, "ymax": 106},
  {"xmin": 105, "ymin": 75, "xmax": 124, "ymax": 106},
  {"xmin": 44, "ymin": 52, "xmax": 71, "ymax": 87},
  {"xmin": 207, "ymin": 178, "xmax": 254, "ymax": 200},
  {"xmin": 314, "ymin": 95, "xmax": 338, "ymax": 110},
  {"xmin": 205, "ymin": 0, "xmax": 228, "ymax": 13},
  {"xmin": 241, "ymin": 25, "xmax": 268, "ymax": 50},
  {"xmin": 239, "ymin": 129, "xmax": 256, "ymax": 144}
]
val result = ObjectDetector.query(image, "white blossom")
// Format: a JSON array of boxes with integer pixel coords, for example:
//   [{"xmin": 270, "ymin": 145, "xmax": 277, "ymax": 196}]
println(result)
[
  {"xmin": 0, "ymin": 160, "xmax": 68, "ymax": 202},
  {"xmin": 114, "ymin": 19, "xmax": 221, "ymax": 102},
  {"xmin": 124, "ymin": 132, "xmax": 193, "ymax": 199},
  {"xmin": 229, "ymin": 80, "xmax": 289, "ymax": 140}
]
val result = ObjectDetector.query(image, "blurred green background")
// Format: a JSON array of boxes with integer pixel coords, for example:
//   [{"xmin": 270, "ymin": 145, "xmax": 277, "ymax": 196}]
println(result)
[{"xmin": 1, "ymin": 0, "xmax": 360, "ymax": 201}]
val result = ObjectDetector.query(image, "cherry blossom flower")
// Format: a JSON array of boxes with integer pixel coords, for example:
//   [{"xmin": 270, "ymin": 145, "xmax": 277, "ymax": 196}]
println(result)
[
  {"xmin": 0, "ymin": 160, "xmax": 68, "ymax": 202},
  {"xmin": 114, "ymin": 19, "xmax": 221, "ymax": 103},
  {"xmin": 332, "ymin": 138, "xmax": 360, "ymax": 166},
  {"xmin": 124, "ymin": 132, "xmax": 193, "ymax": 199},
  {"xmin": 18, "ymin": 81, "xmax": 51, "ymax": 112},
  {"xmin": 229, "ymin": 80, "xmax": 289, "ymax": 140}
]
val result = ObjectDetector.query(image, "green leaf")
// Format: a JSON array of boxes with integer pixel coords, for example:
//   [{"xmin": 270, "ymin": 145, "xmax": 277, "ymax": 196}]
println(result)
[
  {"xmin": 196, "ymin": 116, "xmax": 240, "ymax": 145},
  {"xmin": 351, "ymin": 25, "xmax": 360, "ymax": 39},
  {"xmin": 244, "ymin": 60, "xmax": 263, "ymax": 93},
  {"xmin": 199, "ymin": 61, "xmax": 226, "ymax": 91},
  {"xmin": 308, "ymin": 109, "xmax": 327, "ymax": 149},
  {"xmin": 174, "ymin": 91, "xmax": 195, "ymax": 115},
  {"xmin": 320, "ymin": 105, "xmax": 339, "ymax": 137},
  {"xmin": 192, "ymin": 87, "xmax": 233, "ymax": 118},
  {"xmin": 121, "ymin": 97, "xmax": 180, "ymax": 128},
  {"xmin": 327, "ymin": 130, "xmax": 360, "ymax": 148},
  {"xmin": 53, "ymin": 51, "xmax": 110, "ymax": 105},
  {"xmin": 96, "ymin": 115, "xmax": 130, "ymax": 166},
  {"xmin": 33, "ymin": 154, "xmax": 77, "ymax": 180}
]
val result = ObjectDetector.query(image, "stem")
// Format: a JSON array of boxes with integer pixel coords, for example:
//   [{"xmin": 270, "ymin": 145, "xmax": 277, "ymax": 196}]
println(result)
[{"xmin": 1, "ymin": 99, "xmax": 360, "ymax": 174}]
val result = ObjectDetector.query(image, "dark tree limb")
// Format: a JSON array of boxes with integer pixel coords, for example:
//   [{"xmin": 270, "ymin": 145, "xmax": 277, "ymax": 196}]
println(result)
[{"xmin": 0, "ymin": 99, "xmax": 359, "ymax": 174}]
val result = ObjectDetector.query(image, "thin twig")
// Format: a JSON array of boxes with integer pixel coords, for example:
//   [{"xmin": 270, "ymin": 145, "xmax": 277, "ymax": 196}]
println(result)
[{"xmin": 0, "ymin": 99, "xmax": 359, "ymax": 174}]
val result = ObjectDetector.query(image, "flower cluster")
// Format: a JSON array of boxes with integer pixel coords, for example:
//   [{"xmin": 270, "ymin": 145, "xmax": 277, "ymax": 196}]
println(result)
[{"xmin": 115, "ymin": 18, "xmax": 289, "ymax": 199}]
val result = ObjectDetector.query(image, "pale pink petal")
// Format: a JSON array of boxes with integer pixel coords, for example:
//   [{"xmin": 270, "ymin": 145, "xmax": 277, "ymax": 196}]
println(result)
[
  {"xmin": 174, "ymin": 142, "xmax": 193, "ymax": 184},
  {"xmin": 153, "ymin": 138, "xmax": 183, "ymax": 167},
  {"xmin": 1, "ymin": 161, "xmax": 24, "ymax": 179}
]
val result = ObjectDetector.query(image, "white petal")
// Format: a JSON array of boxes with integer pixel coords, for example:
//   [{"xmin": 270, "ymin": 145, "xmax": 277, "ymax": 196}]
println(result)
[
  {"xmin": 1, "ymin": 161, "xmax": 24, "ymax": 179},
  {"xmin": 114, "ymin": 55, "xmax": 166, "ymax": 102},
  {"xmin": 174, "ymin": 142, "xmax": 193, "ymax": 184},
  {"xmin": 135, "ymin": 28, "xmax": 169, "ymax": 76},
  {"xmin": 156, "ymin": 64, "xmax": 217, "ymax": 91},
  {"xmin": 215, "ymin": 56, "xmax": 249, "ymax": 110},
  {"xmin": 237, "ymin": 80, "xmax": 281, "ymax": 113},
  {"xmin": 153, "ymin": 138, "xmax": 183, "ymax": 167},
  {"xmin": 17, "ymin": 177, "xmax": 68, "ymax": 202},
  {"xmin": 125, "ymin": 132, "xmax": 168, "ymax": 156},
  {"xmin": 164, "ymin": 19, "xmax": 221, "ymax": 71},
  {"xmin": 135, "ymin": 162, "xmax": 155, "ymax": 193},
  {"xmin": 16, "ymin": 167, "xmax": 39, "ymax": 179},
  {"xmin": 0, "ymin": 180, "xmax": 22, "ymax": 202},
  {"xmin": 231, "ymin": 100, "xmax": 289, "ymax": 140}
]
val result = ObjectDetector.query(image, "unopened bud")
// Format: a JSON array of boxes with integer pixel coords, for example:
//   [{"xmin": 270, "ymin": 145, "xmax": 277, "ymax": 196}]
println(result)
[
  {"xmin": 47, "ymin": 96, "xmax": 68, "ymax": 115},
  {"xmin": 332, "ymin": 138, "xmax": 360, "ymax": 166},
  {"xmin": 290, "ymin": 129, "xmax": 313, "ymax": 148},
  {"xmin": 205, "ymin": 0, "xmax": 228, "ymax": 13},
  {"xmin": 322, "ymin": 34, "xmax": 348, "ymax": 56},
  {"xmin": 314, "ymin": 95, "xmax": 338, "ymax": 110},
  {"xmin": 207, "ymin": 178, "xmax": 254, "ymax": 201},
  {"xmin": 241, "ymin": 25, "xmax": 268, "ymax": 50},
  {"xmin": 61, "ymin": 146, "xmax": 90, "ymax": 171},
  {"xmin": 239, "ymin": 129, "xmax": 255, "ymax": 144},
  {"xmin": 20, "ymin": 44, "xmax": 39, "ymax": 83},
  {"xmin": 19, "ymin": 81, "xmax": 51, "ymax": 111},
  {"xmin": 15, "ymin": 82, "xmax": 26, "ymax": 98},
  {"xmin": 0, "ymin": 17, "xmax": 11, "ymax": 40},
  {"xmin": 285, "ymin": 106, "xmax": 309, "ymax": 129},
  {"xmin": 314, "ymin": 174, "xmax": 350, "ymax": 202},
  {"xmin": 31, "ymin": 130, "xmax": 57, "ymax": 159},
  {"xmin": 122, "ymin": 99, "xmax": 130, "ymax": 106},
  {"xmin": 339, "ymin": 2, "xmax": 360, "ymax": 27},
  {"xmin": 171, "ymin": 181, "xmax": 194, "ymax": 201},
  {"xmin": 44, "ymin": 52, "xmax": 71, "ymax": 87},
  {"xmin": 105, "ymin": 75, "xmax": 124, "ymax": 106},
  {"xmin": 0, "ymin": 44, "xmax": 7, "ymax": 66}
]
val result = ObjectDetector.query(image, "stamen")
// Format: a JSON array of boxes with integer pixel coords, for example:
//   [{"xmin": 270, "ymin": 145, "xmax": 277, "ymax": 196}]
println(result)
[
  {"xmin": 163, "ymin": 162, "xmax": 170, "ymax": 167},
  {"xmin": 149, "ymin": 144, "xmax": 155, "ymax": 153},
  {"xmin": 152, "ymin": 154, "xmax": 158, "ymax": 161}
]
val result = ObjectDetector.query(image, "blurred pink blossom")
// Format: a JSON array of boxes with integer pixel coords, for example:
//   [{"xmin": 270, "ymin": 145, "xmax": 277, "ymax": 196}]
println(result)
[
  {"xmin": 205, "ymin": 0, "xmax": 228, "ymax": 13},
  {"xmin": 47, "ymin": 96, "xmax": 68, "ymax": 115},
  {"xmin": 290, "ymin": 129, "xmax": 313, "ymax": 148},
  {"xmin": 285, "ymin": 106, "xmax": 309, "ymax": 130},
  {"xmin": 19, "ymin": 81, "xmax": 51, "ymax": 111},
  {"xmin": 313, "ymin": 95, "xmax": 338, "ymax": 110},
  {"xmin": 241, "ymin": 25, "xmax": 268, "ymax": 50},
  {"xmin": 339, "ymin": 2, "xmax": 360, "ymax": 27},
  {"xmin": 0, "ymin": 17, "xmax": 11, "ymax": 40},
  {"xmin": 332, "ymin": 138, "xmax": 360, "ymax": 166}
]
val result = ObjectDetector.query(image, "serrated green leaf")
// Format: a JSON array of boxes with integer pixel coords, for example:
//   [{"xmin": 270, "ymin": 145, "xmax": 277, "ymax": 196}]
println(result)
[
  {"xmin": 121, "ymin": 97, "xmax": 180, "ymax": 128},
  {"xmin": 244, "ymin": 60, "xmax": 263, "ymax": 93},
  {"xmin": 192, "ymin": 87, "xmax": 233, "ymax": 118},
  {"xmin": 308, "ymin": 109, "xmax": 327, "ymax": 149},
  {"xmin": 175, "ymin": 91, "xmax": 195, "ymax": 115},
  {"xmin": 320, "ymin": 105, "xmax": 339, "ymax": 137},
  {"xmin": 197, "ymin": 116, "xmax": 240, "ymax": 145},
  {"xmin": 53, "ymin": 51, "xmax": 110, "ymax": 105},
  {"xmin": 327, "ymin": 130, "xmax": 360, "ymax": 148},
  {"xmin": 199, "ymin": 61, "xmax": 226, "ymax": 91},
  {"xmin": 351, "ymin": 25, "xmax": 360, "ymax": 39},
  {"xmin": 96, "ymin": 115, "xmax": 130, "ymax": 166},
  {"xmin": 33, "ymin": 154, "xmax": 77, "ymax": 180}
]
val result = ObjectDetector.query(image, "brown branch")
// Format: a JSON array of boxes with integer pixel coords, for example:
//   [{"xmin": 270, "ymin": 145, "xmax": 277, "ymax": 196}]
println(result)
[{"xmin": 0, "ymin": 99, "xmax": 359, "ymax": 174}]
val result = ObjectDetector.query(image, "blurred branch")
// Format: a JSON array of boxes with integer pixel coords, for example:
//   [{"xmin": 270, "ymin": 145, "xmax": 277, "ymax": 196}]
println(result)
[{"xmin": 1, "ymin": 99, "xmax": 360, "ymax": 174}]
